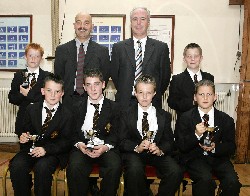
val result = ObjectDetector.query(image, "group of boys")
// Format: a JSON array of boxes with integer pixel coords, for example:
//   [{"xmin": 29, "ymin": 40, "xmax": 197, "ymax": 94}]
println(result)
[{"xmin": 8, "ymin": 7, "xmax": 241, "ymax": 196}]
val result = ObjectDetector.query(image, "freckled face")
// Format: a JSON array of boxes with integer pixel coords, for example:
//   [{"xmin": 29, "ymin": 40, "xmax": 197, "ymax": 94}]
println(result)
[{"xmin": 25, "ymin": 49, "xmax": 42, "ymax": 69}]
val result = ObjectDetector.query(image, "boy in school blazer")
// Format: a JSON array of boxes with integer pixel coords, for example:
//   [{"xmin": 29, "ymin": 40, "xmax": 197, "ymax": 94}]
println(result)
[
  {"xmin": 119, "ymin": 74, "xmax": 182, "ymax": 196},
  {"xmin": 9, "ymin": 74, "xmax": 74, "ymax": 196},
  {"xmin": 8, "ymin": 43, "xmax": 50, "ymax": 137}
]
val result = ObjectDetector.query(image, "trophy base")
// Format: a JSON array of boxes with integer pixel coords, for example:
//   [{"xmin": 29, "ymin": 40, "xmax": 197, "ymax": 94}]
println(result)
[
  {"xmin": 203, "ymin": 139, "xmax": 212, "ymax": 147},
  {"xmin": 87, "ymin": 143, "xmax": 94, "ymax": 151},
  {"xmin": 30, "ymin": 147, "xmax": 34, "ymax": 153}
]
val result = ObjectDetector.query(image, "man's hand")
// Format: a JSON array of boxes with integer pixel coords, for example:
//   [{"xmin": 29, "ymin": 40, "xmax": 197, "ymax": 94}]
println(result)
[{"xmin": 29, "ymin": 147, "xmax": 46, "ymax": 157}]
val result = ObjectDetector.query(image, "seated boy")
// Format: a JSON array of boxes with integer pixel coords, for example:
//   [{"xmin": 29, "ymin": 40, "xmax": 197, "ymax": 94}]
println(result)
[
  {"xmin": 119, "ymin": 74, "xmax": 182, "ymax": 196},
  {"xmin": 167, "ymin": 43, "xmax": 214, "ymax": 119},
  {"xmin": 66, "ymin": 68, "xmax": 121, "ymax": 196},
  {"xmin": 8, "ymin": 43, "xmax": 51, "ymax": 138},
  {"xmin": 175, "ymin": 79, "xmax": 241, "ymax": 196},
  {"xmin": 9, "ymin": 73, "xmax": 74, "ymax": 196}
]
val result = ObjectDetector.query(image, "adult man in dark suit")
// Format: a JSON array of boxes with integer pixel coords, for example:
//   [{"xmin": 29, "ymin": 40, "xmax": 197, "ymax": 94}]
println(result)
[
  {"xmin": 54, "ymin": 12, "xmax": 110, "ymax": 108},
  {"xmin": 111, "ymin": 7, "xmax": 171, "ymax": 110},
  {"xmin": 167, "ymin": 43, "xmax": 214, "ymax": 119},
  {"xmin": 175, "ymin": 80, "xmax": 241, "ymax": 196},
  {"xmin": 9, "ymin": 74, "xmax": 74, "ymax": 196},
  {"xmin": 8, "ymin": 43, "xmax": 51, "ymax": 138},
  {"xmin": 66, "ymin": 69, "xmax": 121, "ymax": 196},
  {"xmin": 119, "ymin": 74, "xmax": 182, "ymax": 196}
]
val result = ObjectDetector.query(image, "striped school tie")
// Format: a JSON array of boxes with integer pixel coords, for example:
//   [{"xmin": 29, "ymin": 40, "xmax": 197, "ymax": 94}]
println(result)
[
  {"xmin": 91, "ymin": 103, "xmax": 100, "ymax": 130},
  {"xmin": 42, "ymin": 107, "xmax": 55, "ymax": 133}
]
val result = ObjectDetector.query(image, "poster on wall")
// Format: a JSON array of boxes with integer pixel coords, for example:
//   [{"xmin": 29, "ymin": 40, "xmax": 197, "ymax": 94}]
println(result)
[
  {"xmin": 148, "ymin": 15, "xmax": 175, "ymax": 71},
  {"xmin": 90, "ymin": 14, "xmax": 126, "ymax": 56},
  {"xmin": 0, "ymin": 15, "xmax": 32, "ymax": 71}
]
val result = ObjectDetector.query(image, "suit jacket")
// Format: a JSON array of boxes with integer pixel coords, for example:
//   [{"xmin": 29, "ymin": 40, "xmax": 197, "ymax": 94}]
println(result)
[
  {"xmin": 54, "ymin": 39, "xmax": 110, "ymax": 98},
  {"xmin": 119, "ymin": 104, "xmax": 174, "ymax": 155},
  {"xmin": 8, "ymin": 68, "xmax": 51, "ymax": 136},
  {"xmin": 111, "ymin": 37, "xmax": 171, "ymax": 110},
  {"xmin": 72, "ymin": 97, "xmax": 120, "ymax": 151},
  {"xmin": 167, "ymin": 69, "xmax": 214, "ymax": 118},
  {"xmin": 175, "ymin": 107, "xmax": 236, "ymax": 164},
  {"xmin": 20, "ymin": 101, "xmax": 74, "ymax": 168}
]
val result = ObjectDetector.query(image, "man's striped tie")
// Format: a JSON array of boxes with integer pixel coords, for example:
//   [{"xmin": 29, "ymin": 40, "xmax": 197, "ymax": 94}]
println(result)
[{"xmin": 135, "ymin": 40, "xmax": 143, "ymax": 82}]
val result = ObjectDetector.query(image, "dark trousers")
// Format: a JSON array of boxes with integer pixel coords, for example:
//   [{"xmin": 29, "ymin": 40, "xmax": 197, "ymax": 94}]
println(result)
[
  {"xmin": 187, "ymin": 156, "xmax": 241, "ymax": 196},
  {"xmin": 122, "ymin": 152, "xmax": 183, "ymax": 196},
  {"xmin": 67, "ymin": 148, "xmax": 121, "ymax": 196},
  {"xmin": 9, "ymin": 151, "xmax": 59, "ymax": 196}
]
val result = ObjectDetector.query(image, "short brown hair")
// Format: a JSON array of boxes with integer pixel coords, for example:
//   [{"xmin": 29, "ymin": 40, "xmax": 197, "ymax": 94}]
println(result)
[
  {"xmin": 183, "ymin": 43, "xmax": 202, "ymax": 56},
  {"xmin": 135, "ymin": 74, "xmax": 156, "ymax": 92},
  {"xmin": 195, "ymin": 79, "xmax": 215, "ymax": 94},
  {"xmin": 83, "ymin": 68, "xmax": 104, "ymax": 84},
  {"xmin": 25, "ymin": 43, "xmax": 44, "ymax": 56}
]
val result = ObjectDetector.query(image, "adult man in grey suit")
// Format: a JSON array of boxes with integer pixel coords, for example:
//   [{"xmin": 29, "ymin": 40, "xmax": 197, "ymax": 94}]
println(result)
[
  {"xmin": 54, "ymin": 12, "xmax": 110, "ymax": 108},
  {"xmin": 111, "ymin": 7, "xmax": 171, "ymax": 110}
]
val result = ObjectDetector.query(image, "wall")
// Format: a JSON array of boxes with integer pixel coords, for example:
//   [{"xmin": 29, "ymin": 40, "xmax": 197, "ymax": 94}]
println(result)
[{"xmin": 0, "ymin": 0, "xmax": 243, "ymax": 83}]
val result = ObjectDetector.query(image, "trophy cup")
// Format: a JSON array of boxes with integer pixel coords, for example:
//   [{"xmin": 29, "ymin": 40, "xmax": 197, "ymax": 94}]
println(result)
[
  {"xmin": 29, "ymin": 135, "xmax": 38, "ymax": 152},
  {"xmin": 29, "ymin": 134, "xmax": 44, "ymax": 153},
  {"xmin": 202, "ymin": 114, "xmax": 215, "ymax": 147},
  {"xmin": 143, "ymin": 131, "xmax": 154, "ymax": 143},
  {"xmin": 86, "ymin": 130, "xmax": 96, "ymax": 151},
  {"xmin": 21, "ymin": 71, "xmax": 29, "ymax": 89}
]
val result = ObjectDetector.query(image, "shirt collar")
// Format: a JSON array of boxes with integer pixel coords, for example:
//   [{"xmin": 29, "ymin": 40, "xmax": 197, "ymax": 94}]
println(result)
[
  {"xmin": 198, "ymin": 107, "xmax": 214, "ymax": 121},
  {"xmin": 43, "ymin": 101, "xmax": 59, "ymax": 112},
  {"xmin": 138, "ymin": 103, "xmax": 153, "ymax": 115},
  {"xmin": 75, "ymin": 37, "xmax": 90, "ymax": 50},
  {"xmin": 27, "ymin": 67, "xmax": 39, "ymax": 75},
  {"xmin": 133, "ymin": 36, "xmax": 147, "ymax": 47},
  {"xmin": 187, "ymin": 68, "xmax": 201, "ymax": 78},
  {"xmin": 87, "ymin": 95, "xmax": 104, "ymax": 106}
]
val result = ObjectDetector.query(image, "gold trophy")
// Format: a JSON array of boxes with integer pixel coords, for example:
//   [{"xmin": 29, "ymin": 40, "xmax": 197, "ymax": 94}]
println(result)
[
  {"xmin": 202, "ymin": 114, "xmax": 215, "ymax": 147},
  {"xmin": 29, "ymin": 134, "xmax": 44, "ymax": 152},
  {"xmin": 86, "ymin": 130, "xmax": 97, "ymax": 151},
  {"xmin": 143, "ymin": 131, "xmax": 154, "ymax": 143}
]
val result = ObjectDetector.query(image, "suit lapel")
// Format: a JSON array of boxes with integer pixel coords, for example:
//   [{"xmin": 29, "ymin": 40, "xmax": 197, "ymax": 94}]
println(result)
[
  {"xmin": 130, "ymin": 105, "xmax": 142, "ymax": 140},
  {"xmin": 98, "ymin": 98, "xmax": 110, "ymax": 128},
  {"xmin": 124, "ymin": 38, "xmax": 136, "ymax": 68},
  {"xmin": 193, "ymin": 108, "xmax": 202, "ymax": 127},
  {"xmin": 35, "ymin": 102, "xmax": 43, "ymax": 135},
  {"xmin": 154, "ymin": 109, "xmax": 164, "ymax": 143},
  {"xmin": 184, "ymin": 69, "xmax": 195, "ymax": 88},
  {"xmin": 85, "ymin": 40, "xmax": 95, "ymax": 67},
  {"xmin": 67, "ymin": 40, "xmax": 77, "ymax": 69},
  {"xmin": 142, "ymin": 38, "xmax": 154, "ymax": 68},
  {"xmin": 79, "ymin": 99, "xmax": 88, "ymax": 128}
]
